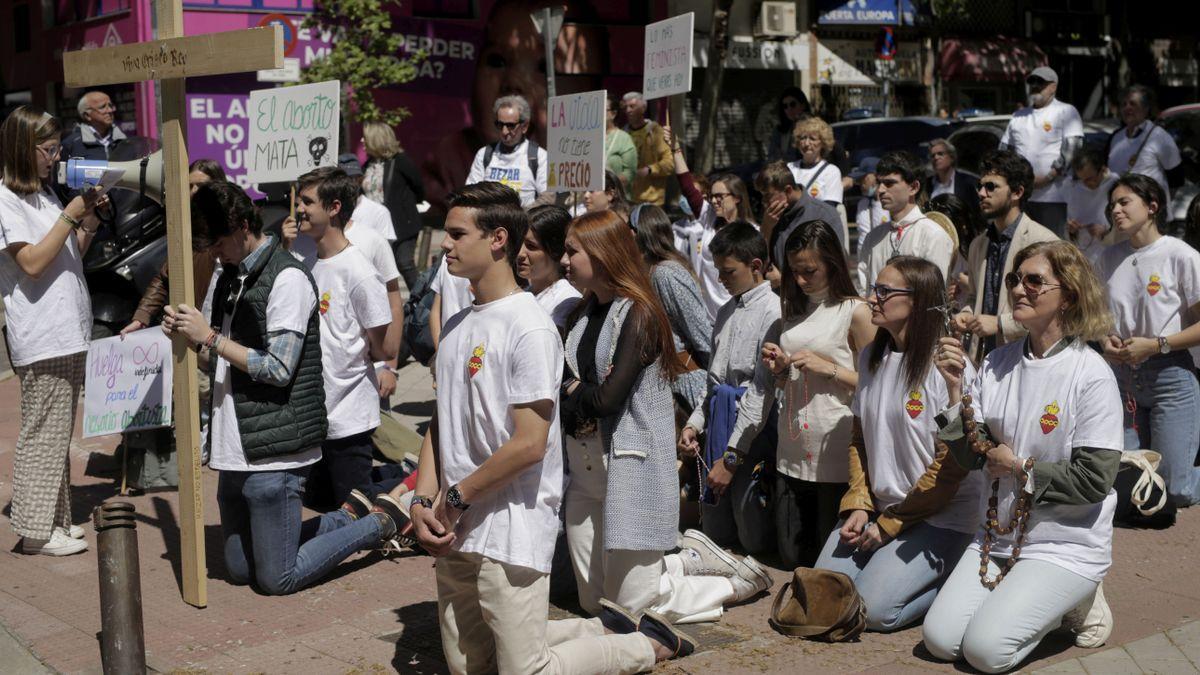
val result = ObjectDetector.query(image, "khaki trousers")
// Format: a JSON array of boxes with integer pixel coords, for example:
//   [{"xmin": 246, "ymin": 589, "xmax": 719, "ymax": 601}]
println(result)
[{"xmin": 436, "ymin": 550, "xmax": 656, "ymax": 675}]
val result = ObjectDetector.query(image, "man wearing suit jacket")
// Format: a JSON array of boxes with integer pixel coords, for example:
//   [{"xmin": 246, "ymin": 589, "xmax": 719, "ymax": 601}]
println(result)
[
  {"xmin": 928, "ymin": 138, "xmax": 979, "ymax": 206},
  {"xmin": 954, "ymin": 150, "xmax": 1059, "ymax": 361}
]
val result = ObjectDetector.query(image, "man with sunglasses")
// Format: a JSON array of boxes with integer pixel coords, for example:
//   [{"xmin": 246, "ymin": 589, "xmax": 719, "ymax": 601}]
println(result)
[
  {"xmin": 466, "ymin": 94, "xmax": 547, "ymax": 207},
  {"xmin": 999, "ymin": 66, "xmax": 1083, "ymax": 238},
  {"xmin": 955, "ymin": 149, "xmax": 1059, "ymax": 361}
]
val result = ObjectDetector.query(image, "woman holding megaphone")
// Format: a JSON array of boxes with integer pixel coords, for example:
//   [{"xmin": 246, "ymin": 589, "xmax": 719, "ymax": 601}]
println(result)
[{"xmin": 0, "ymin": 105, "xmax": 108, "ymax": 556}]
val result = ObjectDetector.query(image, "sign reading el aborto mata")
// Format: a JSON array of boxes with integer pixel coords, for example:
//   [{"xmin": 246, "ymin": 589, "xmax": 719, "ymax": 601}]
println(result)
[
  {"xmin": 547, "ymin": 90, "xmax": 606, "ymax": 193},
  {"xmin": 642, "ymin": 12, "xmax": 694, "ymax": 100},
  {"xmin": 63, "ymin": 2, "xmax": 284, "ymax": 608},
  {"xmin": 246, "ymin": 79, "xmax": 341, "ymax": 183},
  {"xmin": 84, "ymin": 329, "xmax": 173, "ymax": 438}
]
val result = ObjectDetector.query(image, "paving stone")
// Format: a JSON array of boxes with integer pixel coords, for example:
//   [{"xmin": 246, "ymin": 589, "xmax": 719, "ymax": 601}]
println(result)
[
  {"xmin": 1124, "ymin": 631, "xmax": 1200, "ymax": 674},
  {"xmin": 1078, "ymin": 647, "xmax": 1145, "ymax": 674}
]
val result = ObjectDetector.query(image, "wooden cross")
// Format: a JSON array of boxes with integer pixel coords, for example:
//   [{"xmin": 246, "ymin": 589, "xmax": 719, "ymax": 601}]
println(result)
[{"xmin": 63, "ymin": 2, "xmax": 283, "ymax": 608}]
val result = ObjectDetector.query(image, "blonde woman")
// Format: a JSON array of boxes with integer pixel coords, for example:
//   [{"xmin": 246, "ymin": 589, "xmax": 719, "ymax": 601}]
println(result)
[
  {"xmin": 362, "ymin": 120, "xmax": 424, "ymax": 291},
  {"xmin": 924, "ymin": 241, "xmax": 1123, "ymax": 672},
  {"xmin": 787, "ymin": 117, "xmax": 844, "ymax": 207},
  {"xmin": 0, "ymin": 106, "xmax": 105, "ymax": 555}
]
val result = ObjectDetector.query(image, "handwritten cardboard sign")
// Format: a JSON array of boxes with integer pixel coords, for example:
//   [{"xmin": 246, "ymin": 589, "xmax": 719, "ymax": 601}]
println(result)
[
  {"xmin": 643, "ymin": 13, "xmax": 694, "ymax": 100},
  {"xmin": 547, "ymin": 90, "xmax": 606, "ymax": 192},
  {"xmin": 83, "ymin": 328, "xmax": 173, "ymax": 438},
  {"xmin": 246, "ymin": 79, "xmax": 340, "ymax": 183}
]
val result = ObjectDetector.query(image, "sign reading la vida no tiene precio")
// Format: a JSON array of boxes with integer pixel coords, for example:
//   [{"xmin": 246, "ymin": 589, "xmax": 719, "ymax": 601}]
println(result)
[
  {"xmin": 83, "ymin": 328, "xmax": 173, "ymax": 438},
  {"xmin": 548, "ymin": 90, "xmax": 606, "ymax": 192},
  {"xmin": 247, "ymin": 79, "xmax": 340, "ymax": 183},
  {"xmin": 643, "ymin": 12, "xmax": 694, "ymax": 100}
]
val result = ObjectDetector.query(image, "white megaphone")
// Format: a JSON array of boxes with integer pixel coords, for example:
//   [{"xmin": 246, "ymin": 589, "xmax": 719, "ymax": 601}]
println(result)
[{"xmin": 57, "ymin": 151, "xmax": 165, "ymax": 204}]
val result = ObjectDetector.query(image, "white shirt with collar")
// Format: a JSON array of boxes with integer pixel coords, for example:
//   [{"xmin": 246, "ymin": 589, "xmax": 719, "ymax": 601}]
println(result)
[
  {"xmin": 856, "ymin": 204, "xmax": 954, "ymax": 291},
  {"xmin": 1108, "ymin": 120, "xmax": 1181, "ymax": 199},
  {"xmin": 1000, "ymin": 97, "xmax": 1084, "ymax": 204},
  {"xmin": 930, "ymin": 170, "xmax": 956, "ymax": 199}
]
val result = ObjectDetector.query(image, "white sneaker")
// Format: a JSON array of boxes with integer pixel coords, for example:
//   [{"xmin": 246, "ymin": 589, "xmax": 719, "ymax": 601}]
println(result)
[
  {"xmin": 729, "ymin": 555, "xmax": 773, "ymax": 602},
  {"xmin": 22, "ymin": 530, "xmax": 88, "ymax": 556},
  {"xmin": 679, "ymin": 529, "xmax": 740, "ymax": 577},
  {"xmin": 1062, "ymin": 583, "xmax": 1113, "ymax": 648},
  {"xmin": 56, "ymin": 524, "xmax": 85, "ymax": 539}
]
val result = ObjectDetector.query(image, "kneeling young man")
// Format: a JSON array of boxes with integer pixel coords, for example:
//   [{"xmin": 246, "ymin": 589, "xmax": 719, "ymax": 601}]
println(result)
[
  {"xmin": 163, "ymin": 181, "xmax": 401, "ymax": 595},
  {"xmin": 407, "ymin": 182, "xmax": 694, "ymax": 674}
]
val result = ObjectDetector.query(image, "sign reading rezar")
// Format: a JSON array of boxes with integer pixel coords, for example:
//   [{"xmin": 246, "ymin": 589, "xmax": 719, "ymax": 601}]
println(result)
[
  {"xmin": 643, "ymin": 12, "xmax": 694, "ymax": 100},
  {"xmin": 247, "ymin": 79, "xmax": 340, "ymax": 183},
  {"xmin": 547, "ymin": 90, "xmax": 605, "ymax": 192},
  {"xmin": 83, "ymin": 328, "xmax": 173, "ymax": 438}
]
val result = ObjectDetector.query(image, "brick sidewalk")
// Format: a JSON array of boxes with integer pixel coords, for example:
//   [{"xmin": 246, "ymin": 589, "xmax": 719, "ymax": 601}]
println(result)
[{"xmin": 0, "ymin": 360, "xmax": 1198, "ymax": 673}]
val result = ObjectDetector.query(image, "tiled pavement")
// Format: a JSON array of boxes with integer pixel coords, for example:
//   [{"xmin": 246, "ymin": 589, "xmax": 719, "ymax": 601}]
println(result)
[{"xmin": 0, "ymin": 355, "xmax": 1199, "ymax": 673}]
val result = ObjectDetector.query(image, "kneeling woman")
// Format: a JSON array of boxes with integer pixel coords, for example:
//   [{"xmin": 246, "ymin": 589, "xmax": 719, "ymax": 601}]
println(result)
[
  {"xmin": 560, "ymin": 211, "xmax": 771, "ymax": 624},
  {"xmin": 923, "ymin": 241, "xmax": 1123, "ymax": 673},
  {"xmin": 814, "ymin": 256, "xmax": 980, "ymax": 632}
]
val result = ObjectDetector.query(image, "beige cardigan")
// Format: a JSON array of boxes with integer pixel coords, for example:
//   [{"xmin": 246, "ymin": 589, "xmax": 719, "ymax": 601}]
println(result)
[{"xmin": 961, "ymin": 214, "xmax": 1059, "ymax": 361}]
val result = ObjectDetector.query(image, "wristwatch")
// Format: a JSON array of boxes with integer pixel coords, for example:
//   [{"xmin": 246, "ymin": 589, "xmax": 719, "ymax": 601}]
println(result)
[
  {"xmin": 722, "ymin": 450, "xmax": 743, "ymax": 469},
  {"xmin": 1159, "ymin": 336, "xmax": 1171, "ymax": 354},
  {"xmin": 446, "ymin": 484, "xmax": 471, "ymax": 511},
  {"xmin": 412, "ymin": 495, "xmax": 434, "ymax": 510}
]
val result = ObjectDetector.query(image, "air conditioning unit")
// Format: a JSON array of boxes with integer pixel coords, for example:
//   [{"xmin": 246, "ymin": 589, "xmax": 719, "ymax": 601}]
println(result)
[{"xmin": 755, "ymin": 1, "xmax": 798, "ymax": 38}]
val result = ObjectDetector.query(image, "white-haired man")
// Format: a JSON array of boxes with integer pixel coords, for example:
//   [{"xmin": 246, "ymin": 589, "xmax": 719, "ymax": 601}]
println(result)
[
  {"xmin": 61, "ymin": 91, "xmax": 127, "ymax": 161},
  {"xmin": 466, "ymin": 94, "xmax": 548, "ymax": 207},
  {"xmin": 621, "ymin": 91, "xmax": 672, "ymax": 205}
]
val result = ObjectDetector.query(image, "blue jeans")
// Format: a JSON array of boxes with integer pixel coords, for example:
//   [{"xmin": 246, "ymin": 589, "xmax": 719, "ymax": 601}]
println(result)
[
  {"xmin": 217, "ymin": 467, "xmax": 383, "ymax": 595},
  {"xmin": 1120, "ymin": 354, "xmax": 1200, "ymax": 506},
  {"xmin": 815, "ymin": 520, "xmax": 972, "ymax": 632}
]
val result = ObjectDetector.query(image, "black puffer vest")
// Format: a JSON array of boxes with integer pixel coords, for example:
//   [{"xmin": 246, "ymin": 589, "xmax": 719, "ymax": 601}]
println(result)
[{"xmin": 210, "ymin": 238, "xmax": 327, "ymax": 462}]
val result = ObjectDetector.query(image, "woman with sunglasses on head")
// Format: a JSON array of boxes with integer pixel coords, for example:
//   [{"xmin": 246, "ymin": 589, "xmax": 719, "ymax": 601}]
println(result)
[
  {"xmin": 924, "ymin": 241, "xmax": 1123, "ymax": 671},
  {"xmin": 0, "ymin": 106, "xmax": 107, "ymax": 556},
  {"xmin": 559, "ymin": 211, "xmax": 771, "ymax": 625},
  {"xmin": 755, "ymin": 221, "xmax": 875, "ymax": 568},
  {"xmin": 811, "ymin": 256, "xmax": 980, "ymax": 632},
  {"xmin": 632, "ymin": 204, "xmax": 713, "ymax": 413},
  {"xmin": 1096, "ymin": 173, "xmax": 1200, "ymax": 507}
]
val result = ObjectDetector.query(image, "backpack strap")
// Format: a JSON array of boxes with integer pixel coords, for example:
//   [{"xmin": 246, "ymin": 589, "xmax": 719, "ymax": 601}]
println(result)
[{"xmin": 483, "ymin": 144, "xmax": 496, "ymax": 169}]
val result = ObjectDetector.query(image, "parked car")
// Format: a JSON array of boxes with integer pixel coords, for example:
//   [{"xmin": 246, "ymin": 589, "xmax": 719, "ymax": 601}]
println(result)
[
  {"xmin": 1160, "ymin": 104, "xmax": 1200, "ymax": 231},
  {"xmin": 832, "ymin": 116, "xmax": 965, "ymax": 168}
]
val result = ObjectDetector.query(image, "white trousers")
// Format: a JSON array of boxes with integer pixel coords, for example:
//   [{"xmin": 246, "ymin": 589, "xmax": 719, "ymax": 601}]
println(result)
[
  {"xmin": 922, "ymin": 548, "xmax": 1097, "ymax": 674},
  {"xmin": 436, "ymin": 550, "xmax": 656, "ymax": 675},
  {"xmin": 564, "ymin": 435, "xmax": 733, "ymax": 624}
]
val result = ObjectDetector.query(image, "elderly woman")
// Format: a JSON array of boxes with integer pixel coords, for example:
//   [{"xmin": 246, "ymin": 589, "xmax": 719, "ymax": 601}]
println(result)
[
  {"xmin": 787, "ymin": 116, "xmax": 844, "ymax": 208},
  {"xmin": 923, "ymin": 240, "xmax": 1123, "ymax": 673}
]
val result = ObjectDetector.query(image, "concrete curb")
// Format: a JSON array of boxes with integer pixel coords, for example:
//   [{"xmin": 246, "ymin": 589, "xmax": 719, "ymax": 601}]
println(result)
[{"xmin": 0, "ymin": 621, "xmax": 54, "ymax": 674}]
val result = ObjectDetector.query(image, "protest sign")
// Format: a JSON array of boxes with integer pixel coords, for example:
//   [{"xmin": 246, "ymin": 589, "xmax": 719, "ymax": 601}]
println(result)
[
  {"xmin": 246, "ymin": 79, "xmax": 340, "ymax": 183},
  {"xmin": 547, "ymin": 89, "xmax": 606, "ymax": 192},
  {"xmin": 643, "ymin": 12, "xmax": 694, "ymax": 100},
  {"xmin": 83, "ymin": 328, "xmax": 173, "ymax": 438}
]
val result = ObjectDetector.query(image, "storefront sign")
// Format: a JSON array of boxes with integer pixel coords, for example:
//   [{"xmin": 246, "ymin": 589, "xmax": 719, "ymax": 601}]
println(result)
[
  {"xmin": 547, "ymin": 90, "xmax": 605, "ymax": 192},
  {"xmin": 246, "ymin": 79, "xmax": 340, "ymax": 183},
  {"xmin": 643, "ymin": 12, "xmax": 693, "ymax": 100},
  {"xmin": 817, "ymin": 0, "xmax": 915, "ymax": 25},
  {"xmin": 83, "ymin": 329, "xmax": 173, "ymax": 438},
  {"xmin": 692, "ymin": 36, "xmax": 808, "ymax": 70}
]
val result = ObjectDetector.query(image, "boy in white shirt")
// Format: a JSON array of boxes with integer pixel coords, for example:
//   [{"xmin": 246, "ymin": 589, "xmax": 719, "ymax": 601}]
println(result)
[
  {"xmin": 295, "ymin": 167, "xmax": 397, "ymax": 510},
  {"xmin": 856, "ymin": 151, "xmax": 954, "ymax": 290},
  {"xmin": 402, "ymin": 181, "xmax": 695, "ymax": 673},
  {"xmin": 1065, "ymin": 147, "xmax": 1119, "ymax": 263}
]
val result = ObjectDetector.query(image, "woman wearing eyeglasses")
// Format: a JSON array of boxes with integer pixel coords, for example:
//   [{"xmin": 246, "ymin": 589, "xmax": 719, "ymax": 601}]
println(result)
[
  {"xmin": 813, "ymin": 256, "xmax": 980, "ymax": 632},
  {"xmin": 1097, "ymin": 173, "xmax": 1200, "ymax": 507},
  {"xmin": 924, "ymin": 241, "xmax": 1123, "ymax": 671},
  {"xmin": 757, "ymin": 221, "xmax": 875, "ymax": 569},
  {"xmin": 0, "ymin": 106, "xmax": 106, "ymax": 556},
  {"xmin": 787, "ymin": 117, "xmax": 844, "ymax": 208}
]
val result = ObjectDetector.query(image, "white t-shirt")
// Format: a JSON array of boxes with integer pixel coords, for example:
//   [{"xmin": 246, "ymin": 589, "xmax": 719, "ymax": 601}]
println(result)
[
  {"xmin": 682, "ymin": 202, "xmax": 745, "ymax": 323},
  {"xmin": 351, "ymin": 196, "xmax": 396, "ymax": 242},
  {"xmin": 1097, "ymin": 235, "xmax": 1200, "ymax": 339},
  {"xmin": 1065, "ymin": 172, "xmax": 1118, "ymax": 259},
  {"xmin": 345, "ymin": 223, "xmax": 400, "ymax": 285},
  {"xmin": 930, "ymin": 171, "xmax": 956, "ymax": 199},
  {"xmin": 856, "ymin": 205, "xmax": 954, "ymax": 292},
  {"xmin": 435, "ymin": 291, "xmax": 564, "ymax": 573},
  {"xmin": 787, "ymin": 160, "xmax": 844, "ymax": 205},
  {"xmin": 854, "ymin": 196, "xmax": 889, "ymax": 246},
  {"xmin": 0, "ymin": 184, "xmax": 92, "ymax": 367},
  {"xmin": 466, "ymin": 139, "xmax": 549, "ymax": 208},
  {"xmin": 968, "ymin": 340, "xmax": 1124, "ymax": 580},
  {"xmin": 1000, "ymin": 98, "xmax": 1084, "ymax": 203},
  {"xmin": 851, "ymin": 347, "xmax": 982, "ymax": 534},
  {"xmin": 209, "ymin": 261, "xmax": 322, "ymax": 471},
  {"xmin": 312, "ymin": 246, "xmax": 392, "ymax": 439},
  {"xmin": 1108, "ymin": 121, "xmax": 1181, "ymax": 199},
  {"xmin": 534, "ymin": 277, "xmax": 581, "ymax": 329},
  {"xmin": 431, "ymin": 261, "xmax": 474, "ymax": 328}
]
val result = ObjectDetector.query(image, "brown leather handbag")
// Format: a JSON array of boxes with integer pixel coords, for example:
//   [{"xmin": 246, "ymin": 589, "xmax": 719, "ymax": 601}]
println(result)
[{"xmin": 768, "ymin": 568, "xmax": 867, "ymax": 642}]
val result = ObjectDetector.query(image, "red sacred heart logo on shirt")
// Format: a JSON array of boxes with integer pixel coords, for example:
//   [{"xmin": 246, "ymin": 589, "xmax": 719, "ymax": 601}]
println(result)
[
  {"xmin": 1043, "ymin": 122, "xmax": 1052, "ymax": 132},
  {"xmin": 809, "ymin": 186, "xmax": 820, "ymax": 198},
  {"xmin": 468, "ymin": 343, "xmax": 485, "ymax": 378},
  {"xmin": 905, "ymin": 390, "xmax": 924, "ymax": 419},
  {"xmin": 1039, "ymin": 401, "xmax": 1061, "ymax": 434},
  {"xmin": 1147, "ymin": 275, "xmax": 1162, "ymax": 296}
]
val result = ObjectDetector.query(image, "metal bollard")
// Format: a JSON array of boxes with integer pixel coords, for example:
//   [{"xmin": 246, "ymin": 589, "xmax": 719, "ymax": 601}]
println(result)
[{"xmin": 94, "ymin": 501, "xmax": 146, "ymax": 674}]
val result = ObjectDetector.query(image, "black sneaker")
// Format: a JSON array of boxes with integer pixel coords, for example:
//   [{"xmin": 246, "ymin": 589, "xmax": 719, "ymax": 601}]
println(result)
[
  {"xmin": 340, "ymin": 489, "xmax": 372, "ymax": 520},
  {"xmin": 373, "ymin": 494, "xmax": 417, "ymax": 549},
  {"xmin": 638, "ymin": 610, "xmax": 697, "ymax": 659}
]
